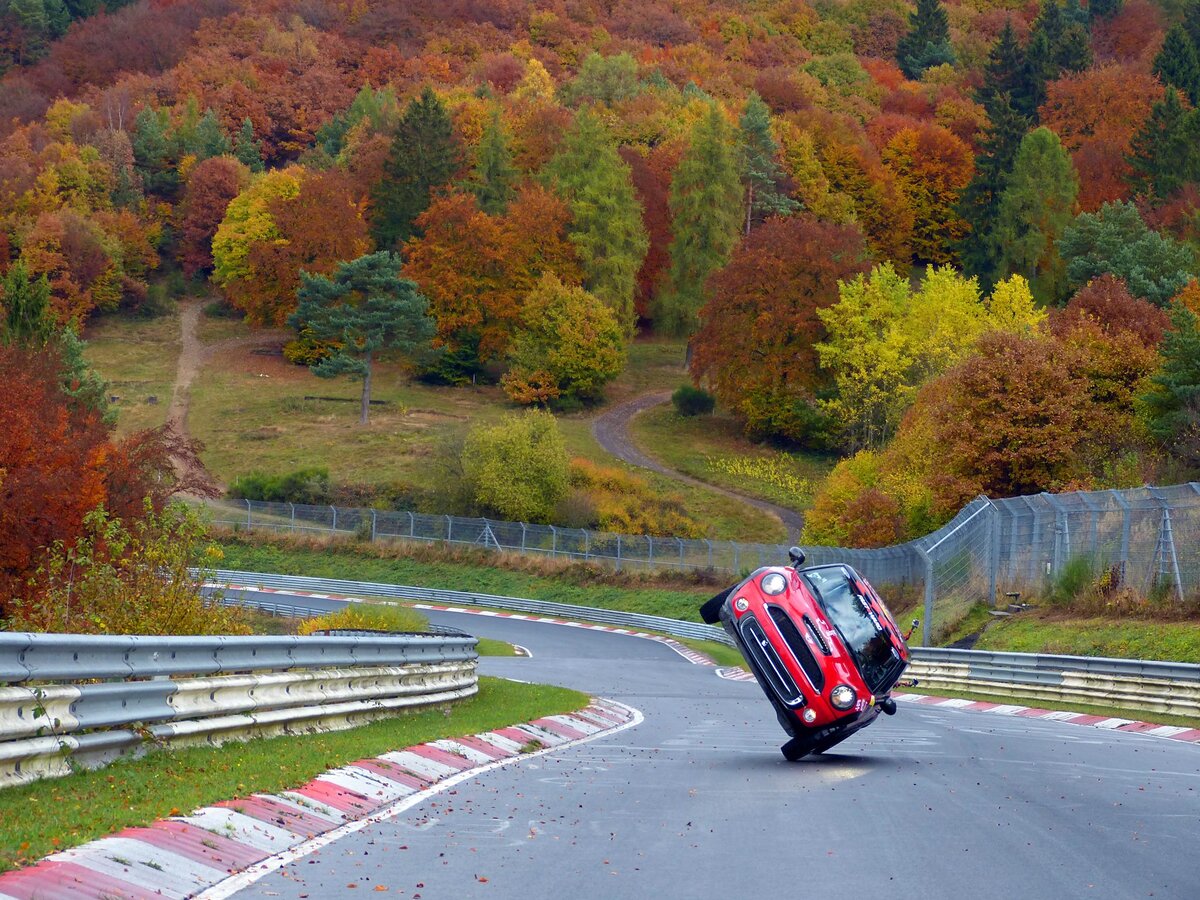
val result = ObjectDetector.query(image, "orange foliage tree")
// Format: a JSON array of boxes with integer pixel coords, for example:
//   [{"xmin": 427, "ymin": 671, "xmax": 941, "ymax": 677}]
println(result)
[
  {"xmin": 1039, "ymin": 66, "xmax": 1160, "ymax": 211},
  {"xmin": 404, "ymin": 184, "xmax": 581, "ymax": 362},
  {"xmin": 691, "ymin": 216, "xmax": 872, "ymax": 444},
  {"xmin": 177, "ymin": 155, "xmax": 250, "ymax": 277}
]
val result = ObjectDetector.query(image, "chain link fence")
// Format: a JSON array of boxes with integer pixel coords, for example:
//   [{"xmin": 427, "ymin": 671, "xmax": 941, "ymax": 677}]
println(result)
[{"xmin": 202, "ymin": 483, "xmax": 1200, "ymax": 646}]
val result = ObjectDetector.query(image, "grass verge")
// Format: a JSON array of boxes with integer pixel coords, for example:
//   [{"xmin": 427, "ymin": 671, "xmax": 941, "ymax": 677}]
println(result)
[
  {"xmin": 0, "ymin": 676, "xmax": 586, "ymax": 872},
  {"xmin": 973, "ymin": 614, "xmax": 1200, "ymax": 663},
  {"xmin": 476, "ymin": 637, "xmax": 518, "ymax": 656},
  {"xmin": 82, "ymin": 311, "xmax": 180, "ymax": 437},
  {"xmin": 213, "ymin": 533, "xmax": 715, "ymax": 622}
]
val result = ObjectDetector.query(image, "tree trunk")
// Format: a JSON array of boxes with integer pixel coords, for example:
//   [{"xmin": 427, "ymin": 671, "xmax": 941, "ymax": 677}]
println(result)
[
  {"xmin": 744, "ymin": 183, "xmax": 754, "ymax": 236},
  {"xmin": 360, "ymin": 352, "xmax": 372, "ymax": 425}
]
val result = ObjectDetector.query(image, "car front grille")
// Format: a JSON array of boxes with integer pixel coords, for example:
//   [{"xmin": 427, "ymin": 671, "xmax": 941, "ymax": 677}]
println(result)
[
  {"xmin": 739, "ymin": 615, "xmax": 805, "ymax": 707},
  {"xmin": 803, "ymin": 615, "xmax": 831, "ymax": 655},
  {"xmin": 768, "ymin": 606, "xmax": 826, "ymax": 692}
]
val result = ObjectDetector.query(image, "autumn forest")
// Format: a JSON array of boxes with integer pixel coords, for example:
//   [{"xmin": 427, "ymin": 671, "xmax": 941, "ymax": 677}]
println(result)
[{"xmin": 2, "ymin": 0, "xmax": 1200, "ymax": 617}]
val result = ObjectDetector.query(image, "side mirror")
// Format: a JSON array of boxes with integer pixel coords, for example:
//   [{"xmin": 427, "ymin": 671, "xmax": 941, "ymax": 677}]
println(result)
[{"xmin": 787, "ymin": 546, "xmax": 806, "ymax": 568}]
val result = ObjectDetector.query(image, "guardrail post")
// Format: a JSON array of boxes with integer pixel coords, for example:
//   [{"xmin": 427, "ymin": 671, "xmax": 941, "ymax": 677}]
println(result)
[
  {"xmin": 1190, "ymin": 482, "xmax": 1200, "ymax": 497},
  {"xmin": 371, "ymin": 510, "xmax": 377, "ymax": 542}
]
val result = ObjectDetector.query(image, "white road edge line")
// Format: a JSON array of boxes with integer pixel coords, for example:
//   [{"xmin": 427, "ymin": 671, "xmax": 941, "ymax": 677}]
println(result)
[{"xmin": 193, "ymin": 699, "xmax": 644, "ymax": 900}]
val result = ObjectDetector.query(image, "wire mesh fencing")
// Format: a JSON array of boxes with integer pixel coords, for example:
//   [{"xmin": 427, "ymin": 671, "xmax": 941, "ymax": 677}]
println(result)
[{"xmin": 202, "ymin": 482, "xmax": 1200, "ymax": 646}]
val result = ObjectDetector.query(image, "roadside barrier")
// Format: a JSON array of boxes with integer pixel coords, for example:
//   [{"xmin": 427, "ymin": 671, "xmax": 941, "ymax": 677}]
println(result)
[
  {"xmin": 210, "ymin": 569, "xmax": 1200, "ymax": 719},
  {"xmin": 0, "ymin": 631, "xmax": 478, "ymax": 787}
]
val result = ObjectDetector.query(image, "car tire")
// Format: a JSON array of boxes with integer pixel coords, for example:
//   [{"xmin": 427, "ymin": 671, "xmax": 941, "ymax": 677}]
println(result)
[{"xmin": 781, "ymin": 736, "xmax": 814, "ymax": 761}]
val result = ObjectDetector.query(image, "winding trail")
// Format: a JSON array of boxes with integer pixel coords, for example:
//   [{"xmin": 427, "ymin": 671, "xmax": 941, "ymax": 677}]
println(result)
[
  {"xmin": 168, "ymin": 299, "xmax": 286, "ymax": 492},
  {"xmin": 591, "ymin": 390, "xmax": 806, "ymax": 538}
]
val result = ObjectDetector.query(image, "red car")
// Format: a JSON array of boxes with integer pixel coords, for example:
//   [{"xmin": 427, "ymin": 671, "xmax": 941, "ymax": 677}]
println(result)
[{"xmin": 701, "ymin": 547, "xmax": 914, "ymax": 761}]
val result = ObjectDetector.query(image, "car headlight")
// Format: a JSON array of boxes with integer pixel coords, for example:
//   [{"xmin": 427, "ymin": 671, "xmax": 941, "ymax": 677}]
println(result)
[
  {"xmin": 830, "ymin": 684, "xmax": 856, "ymax": 710},
  {"xmin": 760, "ymin": 572, "xmax": 788, "ymax": 595},
  {"xmin": 734, "ymin": 597, "xmax": 749, "ymax": 613}
]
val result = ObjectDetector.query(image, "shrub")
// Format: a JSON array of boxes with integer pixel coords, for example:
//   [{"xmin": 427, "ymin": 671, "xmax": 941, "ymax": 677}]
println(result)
[
  {"xmin": 228, "ymin": 468, "xmax": 332, "ymax": 505},
  {"xmin": 297, "ymin": 603, "xmax": 428, "ymax": 635},
  {"xmin": 282, "ymin": 326, "xmax": 341, "ymax": 367},
  {"xmin": 5, "ymin": 503, "xmax": 249, "ymax": 635},
  {"xmin": 1046, "ymin": 555, "xmax": 1097, "ymax": 606},
  {"xmin": 568, "ymin": 458, "xmax": 704, "ymax": 537},
  {"xmin": 462, "ymin": 410, "xmax": 569, "ymax": 522},
  {"xmin": 672, "ymin": 384, "xmax": 715, "ymax": 416}
]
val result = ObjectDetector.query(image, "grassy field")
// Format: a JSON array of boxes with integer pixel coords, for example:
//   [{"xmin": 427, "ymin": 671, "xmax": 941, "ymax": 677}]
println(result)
[
  {"xmin": 215, "ymin": 535, "xmax": 716, "ymax": 622},
  {"xmin": 81, "ymin": 312, "xmax": 180, "ymax": 437},
  {"xmin": 0, "ymin": 677, "xmax": 586, "ymax": 872},
  {"xmin": 629, "ymin": 405, "xmax": 836, "ymax": 511}
]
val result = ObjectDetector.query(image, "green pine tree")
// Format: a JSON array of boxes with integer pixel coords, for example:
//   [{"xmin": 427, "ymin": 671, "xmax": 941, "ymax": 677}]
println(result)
[
  {"xmin": 234, "ymin": 118, "xmax": 264, "ymax": 173},
  {"xmin": 656, "ymin": 103, "xmax": 743, "ymax": 336},
  {"xmin": 470, "ymin": 107, "xmax": 517, "ymax": 215},
  {"xmin": 1088, "ymin": 0, "xmax": 1122, "ymax": 20},
  {"xmin": 1127, "ymin": 89, "xmax": 1200, "ymax": 199},
  {"xmin": 1021, "ymin": 0, "xmax": 1092, "ymax": 119},
  {"xmin": 1142, "ymin": 303, "xmax": 1200, "ymax": 467},
  {"xmin": 956, "ymin": 95, "xmax": 1029, "ymax": 284},
  {"xmin": 288, "ymin": 252, "xmax": 435, "ymax": 424},
  {"xmin": 191, "ymin": 109, "xmax": 232, "ymax": 160},
  {"xmin": 132, "ymin": 106, "xmax": 177, "ymax": 196},
  {"xmin": 896, "ymin": 0, "xmax": 956, "ymax": 79},
  {"xmin": 545, "ymin": 110, "xmax": 648, "ymax": 333},
  {"xmin": 370, "ymin": 87, "xmax": 463, "ymax": 250},
  {"xmin": 993, "ymin": 127, "xmax": 1079, "ymax": 301},
  {"xmin": 977, "ymin": 21, "xmax": 1030, "ymax": 116},
  {"xmin": 1, "ymin": 259, "xmax": 54, "ymax": 347},
  {"xmin": 1184, "ymin": 0, "xmax": 1200, "ymax": 52},
  {"xmin": 738, "ymin": 92, "xmax": 798, "ymax": 234},
  {"xmin": 1154, "ymin": 25, "xmax": 1200, "ymax": 106}
]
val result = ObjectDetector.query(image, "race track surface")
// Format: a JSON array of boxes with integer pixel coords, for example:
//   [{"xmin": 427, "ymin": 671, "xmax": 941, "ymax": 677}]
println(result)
[{"xmin": 225, "ymin": 595, "xmax": 1200, "ymax": 900}]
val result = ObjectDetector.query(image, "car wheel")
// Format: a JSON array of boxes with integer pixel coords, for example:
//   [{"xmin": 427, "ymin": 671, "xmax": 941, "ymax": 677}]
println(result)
[{"xmin": 781, "ymin": 736, "xmax": 814, "ymax": 761}]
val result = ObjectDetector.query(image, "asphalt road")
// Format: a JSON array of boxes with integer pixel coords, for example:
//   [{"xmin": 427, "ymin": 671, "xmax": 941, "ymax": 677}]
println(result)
[{"xmin": 226, "ymin": 595, "xmax": 1200, "ymax": 900}]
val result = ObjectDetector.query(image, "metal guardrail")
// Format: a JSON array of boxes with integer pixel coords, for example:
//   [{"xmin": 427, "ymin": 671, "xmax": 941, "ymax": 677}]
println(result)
[
  {"xmin": 906, "ymin": 647, "xmax": 1200, "ymax": 719},
  {"xmin": 206, "ymin": 569, "xmax": 738, "ymax": 647},
  {"xmin": 0, "ymin": 632, "xmax": 478, "ymax": 787},
  {"xmin": 210, "ymin": 570, "xmax": 1200, "ymax": 720}
]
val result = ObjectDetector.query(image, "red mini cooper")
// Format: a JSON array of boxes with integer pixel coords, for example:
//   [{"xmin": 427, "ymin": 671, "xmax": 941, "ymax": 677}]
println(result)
[{"xmin": 701, "ymin": 547, "xmax": 914, "ymax": 761}]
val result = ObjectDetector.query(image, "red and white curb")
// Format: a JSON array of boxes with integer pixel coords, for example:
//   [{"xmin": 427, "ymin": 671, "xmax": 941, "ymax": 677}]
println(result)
[
  {"xmin": 217, "ymin": 584, "xmax": 720, "ymax": 667},
  {"xmin": 893, "ymin": 693, "xmax": 1200, "ymax": 745},
  {"xmin": 718, "ymin": 664, "xmax": 1200, "ymax": 747},
  {"xmin": 0, "ymin": 699, "xmax": 641, "ymax": 900}
]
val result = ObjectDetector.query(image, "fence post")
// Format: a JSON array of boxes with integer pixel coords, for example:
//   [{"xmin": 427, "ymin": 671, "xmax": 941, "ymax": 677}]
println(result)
[
  {"xmin": 987, "ymin": 500, "xmax": 1000, "ymax": 608},
  {"xmin": 706, "ymin": 539, "xmax": 713, "ymax": 570},
  {"xmin": 371, "ymin": 509, "xmax": 377, "ymax": 542},
  {"xmin": 290, "ymin": 503, "xmax": 296, "ymax": 533},
  {"xmin": 330, "ymin": 505, "xmax": 337, "ymax": 534},
  {"xmin": 408, "ymin": 511, "xmax": 416, "ymax": 539},
  {"xmin": 550, "ymin": 524, "xmax": 558, "ymax": 559},
  {"xmin": 245, "ymin": 499, "xmax": 252, "ymax": 529},
  {"xmin": 1024, "ymin": 496, "xmax": 1042, "ymax": 583},
  {"xmin": 1111, "ymin": 490, "xmax": 1131, "ymax": 567},
  {"xmin": 677, "ymin": 537, "xmax": 685, "ymax": 570},
  {"xmin": 1148, "ymin": 488, "xmax": 1186, "ymax": 602},
  {"xmin": 733, "ymin": 545, "xmax": 739, "ymax": 573},
  {"xmin": 445, "ymin": 515, "xmax": 453, "ymax": 545},
  {"xmin": 615, "ymin": 534, "xmax": 622, "ymax": 572},
  {"xmin": 918, "ymin": 546, "xmax": 934, "ymax": 646},
  {"xmin": 584, "ymin": 530, "xmax": 590, "ymax": 562},
  {"xmin": 520, "ymin": 522, "xmax": 527, "ymax": 552},
  {"xmin": 648, "ymin": 536, "xmax": 655, "ymax": 568}
]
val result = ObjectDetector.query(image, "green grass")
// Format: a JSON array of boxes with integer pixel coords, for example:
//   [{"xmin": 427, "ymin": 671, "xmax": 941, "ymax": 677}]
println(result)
[
  {"xmin": 215, "ymin": 536, "xmax": 714, "ymax": 622},
  {"xmin": 82, "ymin": 311, "xmax": 180, "ymax": 437},
  {"xmin": 602, "ymin": 336, "xmax": 689, "ymax": 401},
  {"xmin": 477, "ymin": 637, "xmax": 518, "ymax": 656},
  {"xmin": 628, "ymin": 405, "xmax": 836, "ymax": 511},
  {"xmin": 0, "ymin": 677, "xmax": 586, "ymax": 872},
  {"xmin": 973, "ymin": 614, "xmax": 1200, "ymax": 663}
]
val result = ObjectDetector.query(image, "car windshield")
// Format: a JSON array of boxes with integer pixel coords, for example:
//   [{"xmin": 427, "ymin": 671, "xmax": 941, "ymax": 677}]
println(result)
[{"xmin": 801, "ymin": 567, "xmax": 897, "ymax": 693}]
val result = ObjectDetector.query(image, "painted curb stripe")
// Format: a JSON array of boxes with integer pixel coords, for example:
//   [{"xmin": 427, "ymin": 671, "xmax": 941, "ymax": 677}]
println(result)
[{"xmin": 0, "ymin": 701, "xmax": 639, "ymax": 900}]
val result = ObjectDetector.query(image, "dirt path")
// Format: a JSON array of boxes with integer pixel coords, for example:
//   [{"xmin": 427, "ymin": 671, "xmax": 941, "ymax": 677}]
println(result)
[
  {"xmin": 168, "ymin": 299, "xmax": 284, "ymax": 493},
  {"xmin": 591, "ymin": 391, "xmax": 806, "ymax": 539}
]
